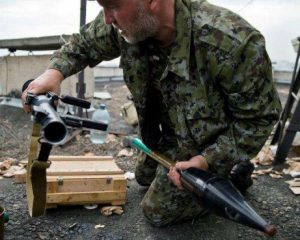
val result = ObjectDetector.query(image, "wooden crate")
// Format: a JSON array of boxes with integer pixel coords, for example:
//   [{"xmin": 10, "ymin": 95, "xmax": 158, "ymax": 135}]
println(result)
[{"xmin": 46, "ymin": 156, "xmax": 127, "ymax": 209}]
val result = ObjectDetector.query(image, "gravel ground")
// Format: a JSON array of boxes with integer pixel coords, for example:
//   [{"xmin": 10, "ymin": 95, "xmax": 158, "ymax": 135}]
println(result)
[{"xmin": 0, "ymin": 83, "xmax": 299, "ymax": 240}]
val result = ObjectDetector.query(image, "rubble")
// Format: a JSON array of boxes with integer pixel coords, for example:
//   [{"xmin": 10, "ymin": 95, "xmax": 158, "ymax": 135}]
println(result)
[
  {"xmin": 68, "ymin": 223, "xmax": 78, "ymax": 230},
  {"xmin": 117, "ymin": 149, "xmax": 134, "ymax": 157},
  {"xmin": 0, "ymin": 158, "xmax": 15, "ymax": 171},
  {"xmin": 106, "ymin": 134, "xmax": 118, "ymax": 143},
  {"xmin": 94, "ymin": 224, "xmax": 105, "ymax": 229},
  {"xmin": 251, "ymin": 146, "xmax": 274, "ymax": 166},
  {"xmin": 83, "ymin": 149, "xmax": 96, "ymax": 156},
  {"xmin": 100, "ymin": 206, "xmax": 123, "ymax": 216},
  {"xmin": 0, "ymin": 158, "xmax": 26, "ymax": 180}
]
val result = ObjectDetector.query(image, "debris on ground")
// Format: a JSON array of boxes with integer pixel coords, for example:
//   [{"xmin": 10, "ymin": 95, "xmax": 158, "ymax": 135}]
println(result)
[
  {"xmin": 120, "ymin": 101, "xmax": 138, "ymax": 126},
  {"xmin": 269, "ymin": 173, "xmax": 283, "ymax": 179},
  {"xmin": 283, "ymin": 159, "xmax": 300, "ymax": 178},
  {"xmin": 253, "ymin": 167, "xmax": 273, "ymax": 175},
  {"xmin": 118, "ymin": 149, "xmax": 134, "ymax": 157},
  {"xmin": 249, "ymin": 141, "xmax": 300, "ymax": 194},
  {"xmin": 93, "ymin": 91, "xmax": 112, "ymax": 100},
  {"xmin": 13, "ymin": 168, "xmax": 27, "ymax": 182},
  {"xmin": 94, "ymin": 224, "xmax": 105, "ymax": 229},
  {"xmin": 251, "ymin": 146, "xmax": 274, "ymax": 166},
  {"xmin": 124, "ymin": 171, "xmax": 135, "ymax": 180},
  {"xmin": 0, "ymin": 158, "xmax": 26, "ymax": 179},
  {"xmin": 19, "ymin": 159, "xmax": 28, "ymax": 167},
  {"xmin": 84, "ymin": 149, "xmax": 96, "ymax": 156},
  {"xmin": 100, "ymin": 206, "xmax": 124, "ymax": 216},
  {"xmin": 106, "ymin": 134, "xmax": 118, "ymax": 143},
  {"xmin": 37, "ymin": 233, "xmax": 46, "ymax": 240},
  {"xmin": 75, "ymin": 134, "xmax": 81, "ymax": 141},
  {"xmin": 0, "ymin": 158, "xmax": 15, "ymax": 170},
  {"xmin": 68, "ymin": 223, "xmax": 78, "ymax": 230},
  {"xmin": 285, "ymin": 179, "xmax": 300, "ymax": 195},
  {"xmin": 84, "ymin": 134, "xmax": 90, "ymax": 139}
]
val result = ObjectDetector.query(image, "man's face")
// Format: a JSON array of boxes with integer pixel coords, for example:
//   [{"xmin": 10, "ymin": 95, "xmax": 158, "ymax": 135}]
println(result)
[{"xmin": 98, "ymin": 0, "xmax": 159, "ymax": 43}]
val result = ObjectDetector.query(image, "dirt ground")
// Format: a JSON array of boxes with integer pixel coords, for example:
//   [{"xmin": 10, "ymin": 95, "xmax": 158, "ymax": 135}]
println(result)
[{"xmin": 0, "ymin": 82, "xmax": 299, "ymax": 240}]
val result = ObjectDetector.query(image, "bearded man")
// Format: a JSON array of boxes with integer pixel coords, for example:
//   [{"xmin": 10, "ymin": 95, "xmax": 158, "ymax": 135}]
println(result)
[{"xmin": 22, "ymin": 0, "xmax": 282, "ymax": 226}]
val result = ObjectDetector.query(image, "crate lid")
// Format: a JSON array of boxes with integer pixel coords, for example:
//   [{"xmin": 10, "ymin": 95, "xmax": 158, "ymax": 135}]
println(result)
[{"xmin": 47, "ymin": 156, "xmax": 124, "ymax": 176}]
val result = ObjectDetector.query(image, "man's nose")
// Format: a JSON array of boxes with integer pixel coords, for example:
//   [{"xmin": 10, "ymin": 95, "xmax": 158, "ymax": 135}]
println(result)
[{"xmin": 103, "ymin": 8, "xmax": 115, "ymax": 25}]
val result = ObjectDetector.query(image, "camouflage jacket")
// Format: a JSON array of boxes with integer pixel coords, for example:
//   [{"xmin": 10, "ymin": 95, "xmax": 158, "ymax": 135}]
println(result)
[{"xmin": 49, "ymin": 0, "xmax": 282, "ymax": 176}]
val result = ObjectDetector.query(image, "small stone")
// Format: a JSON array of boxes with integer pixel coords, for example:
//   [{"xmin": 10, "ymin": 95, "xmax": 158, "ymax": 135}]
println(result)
[
  {"xmin": 284, "ymin": 207, "xmax": 292, "ymax": 211},
  {"xmin": 13, "ymin": 204, "xmax": 19, "ymax": 209}
]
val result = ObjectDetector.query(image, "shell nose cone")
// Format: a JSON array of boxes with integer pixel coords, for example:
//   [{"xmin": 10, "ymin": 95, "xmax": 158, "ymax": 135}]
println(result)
[{"xmin": 265, "ymin": 225, "xmax": 277, "ymax": 236}]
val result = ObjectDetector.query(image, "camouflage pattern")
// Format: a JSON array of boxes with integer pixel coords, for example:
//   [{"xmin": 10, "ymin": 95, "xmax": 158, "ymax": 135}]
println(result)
[
  {"xmin": 48, "ymin": 0, "xmax": 282, "ymax": 226},
  {"xmin": 139, "ymin": 145, "xmax": 204, "ymax": 226}
]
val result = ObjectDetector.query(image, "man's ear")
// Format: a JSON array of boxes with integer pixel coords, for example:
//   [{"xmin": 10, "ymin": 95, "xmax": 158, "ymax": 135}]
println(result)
[{"xmin": 149, "ymin": 0, "xmax": 159, "ymax": 12}]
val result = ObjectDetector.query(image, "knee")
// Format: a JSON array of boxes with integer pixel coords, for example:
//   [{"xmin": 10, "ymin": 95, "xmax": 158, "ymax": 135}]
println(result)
[
  {"xmin": 134, "ymin": 153, "xmax": 157, "ymax": 186},
  {"xmin": 141, "ymin": 199, "xmax": 179, "ymax": 227},
  {"xmin": 134, "ymin": 163, "xmax": 157, "ymax": 186},
  {"xmin": 134, "ymin": 169, "xmax": 154, "ymax": 186}
]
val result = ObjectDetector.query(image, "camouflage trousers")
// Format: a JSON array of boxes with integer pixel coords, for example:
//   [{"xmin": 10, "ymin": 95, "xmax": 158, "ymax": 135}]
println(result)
[{"xmin": 135, "ymin": 145, "xmax": 205, "ymax": 227}]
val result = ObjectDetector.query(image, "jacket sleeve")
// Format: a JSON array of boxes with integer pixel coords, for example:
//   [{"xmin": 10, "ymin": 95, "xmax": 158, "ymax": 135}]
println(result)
[
  {"xmin": 48, "ymin": 11, "xmax": 121, "ymax": 78},
  {"xmin": 201, "ymin": 31, "xmax": 282, "ymax": 177}
]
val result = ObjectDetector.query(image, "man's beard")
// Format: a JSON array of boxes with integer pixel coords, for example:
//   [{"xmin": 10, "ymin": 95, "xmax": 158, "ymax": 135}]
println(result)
[{"xmin": 122, "ymin": 1, "xmax": 159, "ymax": 44}]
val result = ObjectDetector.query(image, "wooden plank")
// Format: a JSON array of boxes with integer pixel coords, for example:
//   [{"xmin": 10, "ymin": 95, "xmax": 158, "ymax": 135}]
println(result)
[
  {"xmin": 111, "ymin": 200, "xmax": 126, "ymax": 205},
  {"xmin": 47, "ymin": 176, "xmax": 126, "ymax": 194},
  {"xmin": 45, "ymin": 203, "xmax": 57, "ymax": 209},
  {"xmin": 46, "ymin": 200, "xmax": 126, "ymax": 208},
  {"xmin": 47, "ymin": 174, "xmax": 126, "ymax": 180},
  {"xmin": 14, "ymin": 169, "xmax": 27, "ymax": 183},
  {"xmin": 47, "ymin": 191, "xmax": 126, "ymax": 204},
  {"xmin": 113, "ymin": 179, "xmax": 127, "ymax": 191},
  {"xmin": 47, "ymin": 159, "xmax": 123, "ymax": 176},
  {"xmin": 47, "ymin": 181, "xmax": 58, "ymax": 194},
  {"xmin": 49, "ymin": 179, "xmax": 117, "ymax": 192},
  {"xmin": 48, "ymin": 156, "xmax": 113, "ymax": 161},
  {"xmin": 47, "ymin": 169, "xmax": 123, "ymax": 176}
]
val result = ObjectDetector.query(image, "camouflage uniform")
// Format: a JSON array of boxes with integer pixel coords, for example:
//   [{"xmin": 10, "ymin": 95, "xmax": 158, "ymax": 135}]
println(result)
[{"xmin": 48, "ymin": 0, "xmax": 282, "ymax": 226}]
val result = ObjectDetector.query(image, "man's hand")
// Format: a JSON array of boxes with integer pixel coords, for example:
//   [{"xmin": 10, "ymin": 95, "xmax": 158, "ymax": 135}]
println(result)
[
  {"xmin": 167, "ymin": 155, "xmax": 209, "ymax": 190},
  {"xmin": 22, "ymin": 69, "xmax": 64, "ymax": 114}
]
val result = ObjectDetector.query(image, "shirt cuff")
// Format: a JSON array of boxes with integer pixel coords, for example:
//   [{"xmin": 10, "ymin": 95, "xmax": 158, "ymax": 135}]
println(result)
[{"xmin": 48, "ymin": 58, "xmax": 73, "ymax": 79}]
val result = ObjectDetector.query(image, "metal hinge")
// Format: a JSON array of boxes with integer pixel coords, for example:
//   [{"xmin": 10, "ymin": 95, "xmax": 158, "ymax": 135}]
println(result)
[
  {"xmin": 106, "ymin": 176, "xmax": 112, "ymax": 184},
  {"xmin": 58, "ymin": 176, "xmax": 64, "ymax": 185}
]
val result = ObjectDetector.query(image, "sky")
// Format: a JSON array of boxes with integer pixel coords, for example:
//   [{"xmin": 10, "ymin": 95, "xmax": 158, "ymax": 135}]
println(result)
[{"xmin": 0, "ymin": 0, "xmax": 299, "ymax": 65}]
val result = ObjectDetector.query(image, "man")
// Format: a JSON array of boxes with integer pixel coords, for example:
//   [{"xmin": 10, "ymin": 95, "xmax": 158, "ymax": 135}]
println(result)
[{"xmin": 22, "ymin": 0, "xmax": 282, "ymax": 227}]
